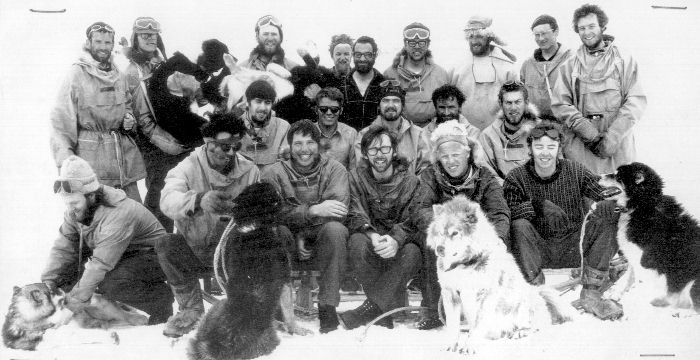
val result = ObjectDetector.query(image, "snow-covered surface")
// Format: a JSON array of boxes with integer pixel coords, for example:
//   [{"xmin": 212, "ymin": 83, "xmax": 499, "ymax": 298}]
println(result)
[{"xmin": 1, "ymin": 0, "xmax": 699, "ymax": 359}]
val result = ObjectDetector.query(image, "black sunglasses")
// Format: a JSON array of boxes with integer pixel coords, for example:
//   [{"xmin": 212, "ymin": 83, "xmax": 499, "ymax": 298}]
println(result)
[{"xmin": 318, "ymin": 106, "xmax": 341, "ymax": 114}]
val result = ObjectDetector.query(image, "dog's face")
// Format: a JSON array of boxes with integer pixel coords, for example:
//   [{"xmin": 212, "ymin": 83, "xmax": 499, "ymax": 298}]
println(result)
[
  {"xmin": 231, "ymin": 182, "xmax": 284, "ymax": 228},
  {"xmin": 427, "ymin": 196, "xmax": 494, "ymax": 272},
  {"xmin": 599, "ymin": 162, "xmax": 664, "ymax": 208},
  {"xmin": 8, "ymin": 284, "xmax": 62, "ymax": 323}
]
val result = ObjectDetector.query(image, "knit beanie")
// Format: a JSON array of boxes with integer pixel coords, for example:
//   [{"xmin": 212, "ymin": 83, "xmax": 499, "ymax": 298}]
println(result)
[
  {"xmin": 430, "ymin": 120, "xmax": 472, "ymax": 149},
  {"xmin": 245, "ymin": 79, "xmax": 277, "ymax": 102},
  {"xmin": 197, "ymin": 39, "xmax": 229, "ymax": 73},
  {"xmin": 57, "ymin": 156, "xmax": 100, "ymax": 194},
  {"xmin": 255, "ymin": 15, "xmax": 284, "ymax": 42}
]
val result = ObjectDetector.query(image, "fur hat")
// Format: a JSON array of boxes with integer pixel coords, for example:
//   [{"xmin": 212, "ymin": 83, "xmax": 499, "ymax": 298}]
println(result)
[
  {"xmin": 197, "ymin": 39, "xmax": 229, "ymax": 73},
  {"xmin": 430, "ymin": 120, "xmax": 485, "ymax": 165},
  {"xmin": 255, "ymin": 15, "xmax": 284, "ymax": 42},
  {"xmin": 57, "ymin": 156, "xmax": 100, "ymax": 194},
  {"xmin": 245, "ymin": 79, "xmax": 277, "ymax": 102}
]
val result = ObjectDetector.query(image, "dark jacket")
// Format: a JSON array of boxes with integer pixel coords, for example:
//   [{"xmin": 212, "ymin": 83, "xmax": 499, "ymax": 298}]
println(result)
[
  {"xmin": 337, "ymin": 69, "xmax": 385, "ymax": 131},
  {"xmin": 409, "ymin": 163, "xmax": 510, "ymax": 242},
  {"xmin": 348, "ymin": 160, "xmax": 420, "ymax": 247}
]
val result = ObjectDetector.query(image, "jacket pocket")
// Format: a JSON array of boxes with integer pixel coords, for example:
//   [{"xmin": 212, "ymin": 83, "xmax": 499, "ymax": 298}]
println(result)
[
  {"xmin": 580, "ymin": 77, "xmax": 621, "ymax": 114},
  {"xmin": 76, "ymin": 136, "xmax": 120, "ymax": 182}
]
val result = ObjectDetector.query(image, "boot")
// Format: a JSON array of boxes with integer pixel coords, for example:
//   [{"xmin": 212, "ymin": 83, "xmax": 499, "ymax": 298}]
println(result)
[
  {"xmin": 338, "ymin": 299, "xmax": 382, "ymax": 330},
  {"xmin": 415, "ymin": 309, "xmax": 443, "ymax": 330},
  {"xmin": 163, "ymin": 281, "xmax": 205, "ymax": 338},
  {"xmin": 573, "ymin": 266, "xmax": 623, "ymax": 320},
  {"xmin": 318, "ymin": 304, "xmax": 339, "ymax": 334}
]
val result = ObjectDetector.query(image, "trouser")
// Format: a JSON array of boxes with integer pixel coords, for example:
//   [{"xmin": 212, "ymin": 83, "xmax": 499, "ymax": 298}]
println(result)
[
  {"xmin": 348, "ymin": 233, "xmax": 421, "ymax": 311},
  {"xmin": 119, "ymin": 182, "xmax": 142, "ymax": 204},
  {"xmin": 282, "ymin": 221, "xmax": 348, "ymax": 307},
  {"xmin": 56, "ymin": 248, "xmax": 173, "ymax": 324},
  {"xmin": 142, "ymin": 147, "xmax": 190, "ymax": 233},
  {"xmin": 154, "ymin": 233, "xmax": 212, "ymax": 287},
  {"xmin": 417, "ymin": 233, "xmax": 441, "ymax": 311},
  {"xmin": 511, "ymin": 200, "xmax": 620, "ymax": 284}
]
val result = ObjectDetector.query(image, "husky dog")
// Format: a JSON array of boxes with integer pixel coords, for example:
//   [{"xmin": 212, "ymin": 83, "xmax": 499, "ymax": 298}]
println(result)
[
  {"xmin": 188, "ymin": 182, "xmax": 308, "ymax": 360},
  {"xmin": 220, "ymin": 53, "xmax": 294, "ymax": 112},
  {"xmin": 599, "ymin": 162, "xmax": 700, "ymax": 312},
  {"xmin": 2, "ymin": 283, "xmax": 148, "ymax": 350},
  {"xmin": 427, "ymin": 196, "xmax": 572, "ymax": 354}
]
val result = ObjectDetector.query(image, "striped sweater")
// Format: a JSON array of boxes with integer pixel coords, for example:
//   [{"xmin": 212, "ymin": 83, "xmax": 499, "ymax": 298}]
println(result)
[{"xmin": 503, "ymin": 159, "xmax": 605, "ymax": 238}]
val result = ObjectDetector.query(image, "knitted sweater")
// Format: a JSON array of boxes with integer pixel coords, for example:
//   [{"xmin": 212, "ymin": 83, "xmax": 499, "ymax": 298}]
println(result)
[{"xmin": 503, "ymin": 159, "xmax": 606, "ymax": 238}]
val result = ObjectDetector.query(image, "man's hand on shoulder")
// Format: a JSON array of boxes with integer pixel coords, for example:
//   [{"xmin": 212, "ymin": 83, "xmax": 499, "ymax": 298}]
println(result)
[{"xmin": 309, "ymin": 200, "xmax": 348, "ymax": 219}]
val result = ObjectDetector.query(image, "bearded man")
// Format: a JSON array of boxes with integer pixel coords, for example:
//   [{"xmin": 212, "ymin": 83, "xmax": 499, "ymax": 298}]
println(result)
[{"xmin": 240, "ymin": 15, "xmax": 299, "ymax": 71}]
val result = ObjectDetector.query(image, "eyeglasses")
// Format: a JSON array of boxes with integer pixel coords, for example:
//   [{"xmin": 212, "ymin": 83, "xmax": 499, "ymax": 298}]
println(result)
[
  {"xmin": 353, "ymin": 52, "xmax": 375, "ymax": 60},
  {"xmin": 133, "ymin": 17, "xmax": 160, "ymax": 32},
  {"xmin": 379, "ymin": 79, "xmax": 401, "ymax": 88},
  {"xmin": 53, "ymin": 179, "xmax": 90, "ymax": 194},
  {"xmin": 403, "ymin": 27, "xmax": 430, "ymax": 40},
  {"xmin": 530, "ymin": 128, "xmax": 561, "ymax": 139},
  {"xmin": 87, "ymin": 24, "xmax": 114, "ymax": 37},
  {"xmin": 318, "ymin": 106, "xmax": 341, "ymax": 114},
  {"xmin": 138, "ymin": 33, "xmax": 157, "ymax": 40},
  {"xmin": 256, "ymin": 15, "xmax": 282, "ymax": 29},
  {"xmin": 406, "ymin": 40, "xmax": 428, "ymax": 48},
  {"xmin": 366, "ymin": 146, "xmax": 392, "ymax": 156},
  {"xmin": 207, "ymin": 139, "xmax": 241, "ymax": 153}
]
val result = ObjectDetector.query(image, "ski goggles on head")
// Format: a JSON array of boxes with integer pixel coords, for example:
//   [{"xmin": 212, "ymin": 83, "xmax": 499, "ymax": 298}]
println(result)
[
  {"xmin": 256, "ymin": 15, "xmax": 282, "ymax": 29},
  {"xmin": 133, "ymin": 17, "xmax": 161, "ymax": 33},
  {"xmin": 403, "ymin": 27, "xmax": 430, "ymax": 40},
  {"xmin": 530, "ymin": 128, "xmax": 561, "ymax": 140},
  {"xmin": 86, "ymin": 23, "xmax": 114, "ymax": 38},
  {"xmin": 53, "ymin": 179, "xmax": 90, "ymax": 194},
  {"xmin": 379, "ymin": 79, "xmax": 401, "ymax": 88}
]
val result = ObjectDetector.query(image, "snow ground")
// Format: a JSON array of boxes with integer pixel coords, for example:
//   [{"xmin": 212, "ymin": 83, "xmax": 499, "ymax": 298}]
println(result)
[{"xmin": 1, "ymin": 0, "xmax": 699, "ymax": 359}]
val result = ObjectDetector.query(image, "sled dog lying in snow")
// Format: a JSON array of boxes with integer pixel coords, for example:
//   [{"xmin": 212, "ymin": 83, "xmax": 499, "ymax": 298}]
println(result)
[
  {"xmin": 2, "ymin": 283, "xmax": 147, "ymax": 350},
  {"xmin": 427, "ymin": 196, "xmax": 572, "ymax": 354},
  {"xmin": 598, "ymin": 162, "xmax": 700, "ymax": 312}
]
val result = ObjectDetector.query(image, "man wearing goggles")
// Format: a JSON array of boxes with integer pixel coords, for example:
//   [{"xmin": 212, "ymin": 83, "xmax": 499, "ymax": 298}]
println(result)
[
  {"xmin": 480, "ymin": 81, "xmax": 541, "ymax": 184},
  {"xmin": 384, "ymin": 22, "xmax": 449, "ymax": 127},
  {"xmin": 551, "ymin": 4, "xmax": 646, "ymax": 174},
  {"xmin": 51, "ymin": 21, "xmax": 146, "ymax": 203},
  {"xmin": 314, "ymin": 87, "xmax": 357, "ymax": 170},
  {"xmin": 450, "ymin": 15, "xmax": 518, "ymax": 130},
  {"xmin": 42, "ymin": 155, "xmax": 173, "ymax": 326},
  {"xmin": 354, "ymin": 80, "xmax": 431, "ymax": 175},
  {"xmin": 240, "ymin": 14, "xmax": 298, "ymax": 72},
  {"xmin": 503, "ymin": 121, "xmax": 626, "ymax": 320},
  {"xmin": 159, "ymin": 114, "xmax": 260, "ymax": 337}
]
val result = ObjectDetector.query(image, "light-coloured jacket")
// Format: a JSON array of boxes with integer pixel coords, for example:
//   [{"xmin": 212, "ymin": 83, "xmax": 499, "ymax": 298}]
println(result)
[
  {"xmin": 551, "ymin": 36, "xmax": 646, "ymax": 174},
  {"xmin": 383, "ymin": 55, "xmax": 449, "ymax": 127},
  {"xmin": 238, "ymin": 113, "xmax": 290, "ymax": 173},
  {"xmin": 317, "ymin": 122, "xmax": 357, "ymax": 170},
  {"xmin": 355, "ymin": 117, "xmax": 431, "ymax": 175},
  {"xmin": 520, "ymin": 44, "xmax": 572, "ymax": 117},
  {"xmin": 41, "ymin": 186, "xmax": 165, "ymax": 302},
  {"xmin": 449, "ymin": 47, "xmax": 518, "ymax": 130},
  {"xmin": 160, "ymin": 147, "xmax": 260, "ymax": 259},
  {"xmin": 50, "ymin": 52, "xmax": 145, "ymax": 187}
]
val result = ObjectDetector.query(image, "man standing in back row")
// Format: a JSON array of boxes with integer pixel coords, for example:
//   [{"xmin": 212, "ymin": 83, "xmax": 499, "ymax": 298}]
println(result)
[{"xmin": 551, "ymin": 4, "xmax": 646, "ymax": 174}]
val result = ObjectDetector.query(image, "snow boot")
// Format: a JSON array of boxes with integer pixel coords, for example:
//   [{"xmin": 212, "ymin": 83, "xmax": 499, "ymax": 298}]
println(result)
[
  {"xmin": 573, "ymin": 266, "xmax": 623, "ymax": 320},
  {"xmin": 415, "ymin": 309, "xmax": 443, "ymax": 330},
  {"xmin": 339, "ymin": 299, "xmax": 392, "ymax": 330},
  {"xmin": 318, "ymin": 304, "xmax": 339, "ymax": 334},
  {"xmin": 162, "ymin": 281, "xmax": 205, "ymax": 338}
]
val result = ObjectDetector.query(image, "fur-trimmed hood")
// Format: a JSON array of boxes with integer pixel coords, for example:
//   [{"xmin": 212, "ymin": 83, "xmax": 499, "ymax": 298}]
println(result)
[{"xmin": 495, "ymin": 102, "xmax": 540, "ymax": 125}]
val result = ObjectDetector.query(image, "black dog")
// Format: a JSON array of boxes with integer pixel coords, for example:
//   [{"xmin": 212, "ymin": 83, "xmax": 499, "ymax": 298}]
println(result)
[
  {"xmin": 599, "ymin": 162, "xmax": 700, "ymax": 312},
  {"xmin": 188, "ymin": 182, "xmax": 295, "ymax": 360}
]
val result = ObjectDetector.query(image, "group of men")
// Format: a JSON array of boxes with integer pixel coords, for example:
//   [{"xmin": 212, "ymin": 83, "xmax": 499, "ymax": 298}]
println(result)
[{"xmin": 42, "ymin": 2, "xmax": 645, "ymax": 341}]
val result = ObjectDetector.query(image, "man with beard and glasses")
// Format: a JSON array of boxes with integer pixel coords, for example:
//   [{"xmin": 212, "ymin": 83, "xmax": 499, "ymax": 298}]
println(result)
[
  {"xmin": 158, "ymin": 114, "xmax": 260, "ymax": 337},
  {"xmin": 354, "ymin": 80, "xmax": 431, "ymax": 175},
  {"xmin": 51, "ymin": 22, "xmax": 145, "ymax": 203},
  {"xmin": 328, "ymin": 34, "xmax": 354, "ymax": 81},
  {"xmin": 405, "ymin": 119, "xmax": 510, "ymax": 330},
  {"xmin": 552, "ymin": 4, "xmax": 646, "ymax": 174},
  {"xmin": 480, "ymin": 81, "xmax": 541, "ymax": 184},
  {"xmin": 449, "ymin": 16, "xmax": 518, "ymax": 130},
  {"xmin": 338, "ymin": 36, "xmax": 385, "ymax": 131},
  {"xmin": 520, "ymin": 15, "xmax": 572, "ymax": 118},
  {"xmin": 240, "ymin": 15, "xmax": 299, "ymax": 72},
  {"xmin": 42, "ymin": 155, "xmax": 173, "ymax": 326},
  {"xmin": 423, "ymin": 85, "xmax": 481, "ymax": 139},
  {"xmin": 238, "ymin": 80, "xmax": 291, "ymax": 172},
  {"xmin": 315, "ymin": 87, "xmax": 357, "ymax": 169},
  {"xmin": 339, "ymin": 126, "xmax": 422, "ymax": 330},
  {"xmin": 262, "ymin": 120, "xmax": 349, "ymax": 334},
  {"xmin": 503, "ymin": 121, "xmax": 625, "ymax": 320},
  {"xmin": 384, "ymin": 23, "xmax": 449, "ymax": 128}
]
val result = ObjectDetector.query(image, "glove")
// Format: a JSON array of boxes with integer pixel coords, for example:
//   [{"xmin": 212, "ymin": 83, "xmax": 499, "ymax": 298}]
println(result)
[
  {"xmin": 533, "ymin": 199, "xmax": 570, "ymax": 230},
  {"xmin": 573, "ymin": 118, "xmax": 600, "ymax": 142},
  {"xmin": 200, "ymin": 190, "xmax": 235, "ymax": 214},
  {"xmin": 584, "ymin": 133, "xmax": 606, "ymax": 157}
]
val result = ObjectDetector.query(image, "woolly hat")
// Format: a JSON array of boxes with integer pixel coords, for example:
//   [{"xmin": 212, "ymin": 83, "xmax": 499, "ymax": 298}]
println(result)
[
  {"xmin": 57, "ymin": 156, "xmax": 100, "ymax": 194},
  {"xmin": 379, "ymin": 81, "xmax": 406, "ymax": 103},
  {"xmin": 197, "ymin": 39, "xmax": 229, "ymax": 73},
  {"xmin": 245, "ymin": 79, "xmax": 277, "ymax": 102},
  {"xmin": 430, "ymin": 120, "xmax": 473, "ymax": 149},
  {"xmin": 255, "ymin": 15, "xmax": 284, "ymax": 42}
]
